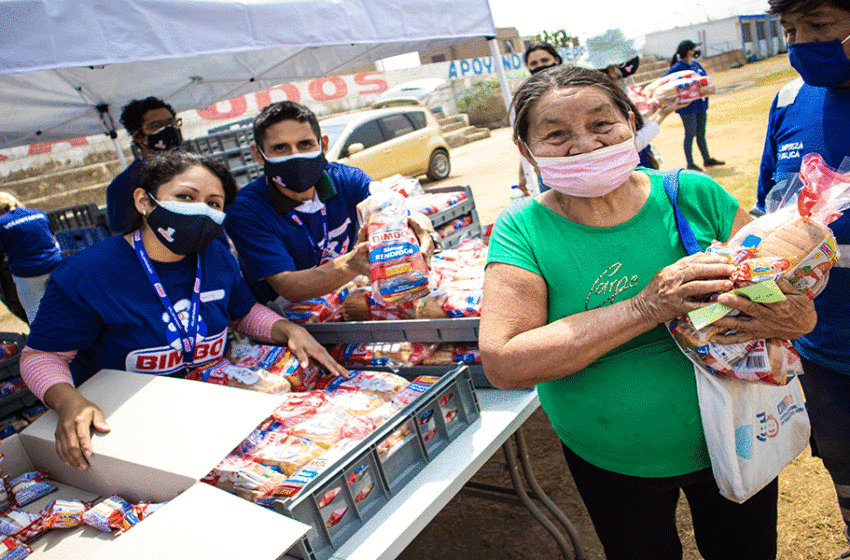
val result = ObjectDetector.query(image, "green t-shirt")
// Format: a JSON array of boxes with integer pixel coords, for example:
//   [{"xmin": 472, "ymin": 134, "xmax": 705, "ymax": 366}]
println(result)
[{"xmin": 487, "ymin": 169, "xmax": 739, "ymax": 477}]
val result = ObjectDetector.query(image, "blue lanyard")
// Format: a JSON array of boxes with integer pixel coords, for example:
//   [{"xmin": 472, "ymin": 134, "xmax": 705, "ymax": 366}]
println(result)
[
  {"xmin": 133, "ymin": 230, "xmax": 202, "ymax": 365},
  {"xmin": 288, "ymin": 206, "xmax": 329, "ymax": 266}
]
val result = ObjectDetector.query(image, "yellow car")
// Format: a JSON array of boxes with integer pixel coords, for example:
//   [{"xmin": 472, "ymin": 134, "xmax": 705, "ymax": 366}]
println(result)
[{"xmin": 321, "ymin": 106, "xmax": 450, "ymax": 181}]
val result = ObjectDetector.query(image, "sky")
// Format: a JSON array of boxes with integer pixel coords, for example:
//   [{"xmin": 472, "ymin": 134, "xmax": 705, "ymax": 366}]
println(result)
[
  {"xmin": 486, "ymin": 0, "xmax": 772, "ymax": 39},
  {"xmin": 379, "ymin": 0, "xmax": 772, "ymax": 70}
]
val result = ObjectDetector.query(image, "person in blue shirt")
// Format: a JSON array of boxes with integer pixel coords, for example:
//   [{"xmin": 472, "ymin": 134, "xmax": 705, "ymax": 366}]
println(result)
[
  {"xmin": 106, "ymin": 97, "xmax": 184, "ymax": 234},
  {"xmin": 664, "ymin": 40, "xmax": 725, "ymax": 172},
  {"xmin": 0, "ymin": 193, "xmax": 61, "ymax": 323},
  {"xmin": 21, "ymin": 150, "xmax": 346, "ymax": 471},
  {"xmin": 224, "ymin": 101, "xmax": 438, "ymax": 307},
  {"xmin": 758, "ymin": 1, "xmax": 850, "ymax": 557}
]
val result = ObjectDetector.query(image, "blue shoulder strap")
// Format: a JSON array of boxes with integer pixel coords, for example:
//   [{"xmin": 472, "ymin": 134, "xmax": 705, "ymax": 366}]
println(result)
[{"xmin": 662, "ymin": 169, "xmax": 703, "ymax": 256}]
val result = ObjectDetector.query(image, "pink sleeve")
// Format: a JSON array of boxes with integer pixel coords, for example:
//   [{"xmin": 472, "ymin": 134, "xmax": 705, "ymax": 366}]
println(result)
[
  {"xmin": 20, "ymin": 346, "xmax": 77, "ymax": 403},
  {"xmin": 231, "ymin": 303, "xmax": 282, "ymax": 343}
]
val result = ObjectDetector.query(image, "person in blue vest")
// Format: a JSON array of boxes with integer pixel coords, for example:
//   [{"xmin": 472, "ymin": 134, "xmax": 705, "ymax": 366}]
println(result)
[
  {"xmin": 664, "ymin": 40, "xmax": 725, "ymax": 172},
  {"xmin": 21, "ymin": 150, "xmax": 346, "ymax": 471},
  {"xmin": 224, "ymin": 101, "xmax": 439, "ymax": 308},
  {"xmin": 0, "ymin": 193, "xmax": 61, "ymax": 323},
  {"xmin": 757, "ymin": 0, "xmax": 850, "ymax": 557},
  {"xmin": 106, "ymin": 97, "xmax": 184, "ymax": 234}
]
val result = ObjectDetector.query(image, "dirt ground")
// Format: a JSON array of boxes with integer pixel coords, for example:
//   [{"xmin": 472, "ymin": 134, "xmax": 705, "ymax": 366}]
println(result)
[{"xmin": 1, "ymin": 55, "xmax": 845, "ymax": 560}]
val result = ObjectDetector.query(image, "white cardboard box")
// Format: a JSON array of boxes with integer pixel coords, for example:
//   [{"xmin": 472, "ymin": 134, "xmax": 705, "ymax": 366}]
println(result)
[{"xmin": 4, "ymin": 369, "xmax": 310, "ymax": 559}]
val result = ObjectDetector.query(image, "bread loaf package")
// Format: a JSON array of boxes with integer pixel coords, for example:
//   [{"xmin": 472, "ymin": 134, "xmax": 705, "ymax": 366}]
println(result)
[
  {"xmin": 668, "ymin": 153, "xmax": 850, "ymax": 384},
  {"xmin": 366, "ymin": 191, "xmax": 430, "ymax": 305}
]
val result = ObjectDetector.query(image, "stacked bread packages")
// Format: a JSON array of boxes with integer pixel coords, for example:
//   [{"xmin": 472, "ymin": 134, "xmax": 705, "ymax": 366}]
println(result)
[
  {"xmin": 668, "ymin": 153, "xmax": 850, "ymax": 385},
  {"xmin": 202, "ymin": 371, "xmax": 445, "ymax": 508}
]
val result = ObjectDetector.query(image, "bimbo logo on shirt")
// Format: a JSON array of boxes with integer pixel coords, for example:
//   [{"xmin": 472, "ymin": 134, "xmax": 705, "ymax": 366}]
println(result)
[
  {"xmin": 125, "ymin": 297, "xmax": 224, "ymax": 375},
  {"xmin": 126, "ymin": 329, "xmax": 226, "ymax": 374}
]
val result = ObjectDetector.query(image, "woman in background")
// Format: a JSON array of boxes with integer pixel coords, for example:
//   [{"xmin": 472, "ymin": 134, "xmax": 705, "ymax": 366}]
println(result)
[{"xmin": 665, "ymin": 40, "xmax": 725, "ymax": 171}]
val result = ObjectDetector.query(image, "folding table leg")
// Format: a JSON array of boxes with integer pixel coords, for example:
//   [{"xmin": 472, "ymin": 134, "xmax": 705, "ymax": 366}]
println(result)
[{"xmin": 461, "ymin": 427, "xmax": 586, "ymax": 560}]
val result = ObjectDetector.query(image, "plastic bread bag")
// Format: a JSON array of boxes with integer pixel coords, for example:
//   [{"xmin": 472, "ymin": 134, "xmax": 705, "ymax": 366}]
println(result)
[
  {"xmin": 626, "ymin": 84, "xmax": 658, "ymax": 118},
  {"xmin": 357, "ymin": 175, "xmax": 424, "ymax": 226},
  {"xmin": 644, "ymin": 70, "xmax": 699, "ymax": 98},
  {"xmin": 0, "ymin": 510, "xmax": 44, "ymax": 543},
  {"xmin": 668, "ymin": 153, "xmax": 850, "ymax": 385},
  {"xmin": 8, "ymin": 472, "xmax": 55, "ymax": 507},
  {"xmin": 0, "ymin": 537, "xmax": 31, "ymax": 559},
  {"xmin": 41, "ymin": 499, "xmax": 92, "ymax": 529},
  {"xmin": 80, "ymin": 496, "xmax": 133, "ymax": 533},
  {"xmin": 651, "ymin": 75, "xmax": 715, "ymax": 104},
  {"xmin": 366, "ymin": 191, "xmax": 430, "ymax": 305}
]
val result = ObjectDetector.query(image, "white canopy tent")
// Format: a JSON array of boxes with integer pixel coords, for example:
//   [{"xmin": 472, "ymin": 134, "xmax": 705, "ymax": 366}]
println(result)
[{"xmin": 0, "ymin": 0, "xmax": 516, "ymax": 170}]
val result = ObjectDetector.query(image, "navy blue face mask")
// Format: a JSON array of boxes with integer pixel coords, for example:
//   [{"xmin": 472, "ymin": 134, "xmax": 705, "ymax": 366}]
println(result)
[
  {"xmin": 146, "ymin": 125, "xmax": 183, "ymax": 151},
  {"xmin": 146, "ymin": 194, "xmax": 225, "ymax": 255},
  {"xmin": 260, "ymin": 149, "xmax": 328, "ymax": 193},
  {"xmin": 530, "ymin": 62, "xmax": 559, "ymax": 75},
  {"xmin": 788, "ymin": 34, "xmax": 850, "ymax": 87}
]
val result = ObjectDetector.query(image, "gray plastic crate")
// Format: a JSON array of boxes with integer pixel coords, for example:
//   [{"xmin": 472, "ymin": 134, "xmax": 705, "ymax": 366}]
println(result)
[
  {"xmin": 0, "ymin": 333, "xmax": 26, "ymax": 382},
  {"xmin": 424, "ymin": 185, "xmax": 476, "ymax": 228},
  {"xmin": 280, "ymin": 365, "xmax": 480, "ymax": 560},
  {"xmin": 0, "ymin": 390, "xmax": 38, "ymax": 420},
  {"xmin": 185, "ymin": 126, "xmax": 262, "ymax": 186},
  {"xmin": 377, "ymin": 363, "xmax": 491, "ymax": 389},
  {"xmin": 421, "ymin": 185, "xmax": 482, "ymax": 249},
  {"xmin": 303, "ymin": 317, "xmax": 479, "ymax": 344}
]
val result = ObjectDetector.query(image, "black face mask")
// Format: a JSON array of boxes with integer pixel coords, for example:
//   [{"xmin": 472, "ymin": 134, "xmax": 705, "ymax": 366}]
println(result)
[
  {"xmin": 261, "ymin": 150, "xmax": 328, "ymax": 194},
  {"xmin": 146, "ymin": 125, "xmax": 183, "ymax": 151},
  {"xmin": 693, "ymin": 48, "xmax": 701, "ymax": 58},
  {"xmin": 530, "ymin": 62, "xmax": 559, "ymax": 75},
  {"xmin": 146, "ymin": 195, "xmax": 225, "ymax": 255}
]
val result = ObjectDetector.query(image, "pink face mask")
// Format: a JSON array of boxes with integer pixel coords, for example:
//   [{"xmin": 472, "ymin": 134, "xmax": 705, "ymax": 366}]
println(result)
[{"xmin": 527, "ymin": 137, "xmax": 640, "ymax": 197}]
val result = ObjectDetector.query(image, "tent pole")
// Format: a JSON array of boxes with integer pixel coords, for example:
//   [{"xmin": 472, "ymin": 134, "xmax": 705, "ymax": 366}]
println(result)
[
  {"xmin": 487, "ymin": 37, "xmax": 537, "ymax": 195},
  {"xmin": 96, "ymin": 103, "xmax": 127, "ymax": 167}
]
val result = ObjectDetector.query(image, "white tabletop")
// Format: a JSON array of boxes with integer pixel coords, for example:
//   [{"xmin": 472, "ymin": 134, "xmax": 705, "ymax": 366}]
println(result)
[{"xmin": 327, "ymin": 388, "xmax": 540, "ymax": 560}]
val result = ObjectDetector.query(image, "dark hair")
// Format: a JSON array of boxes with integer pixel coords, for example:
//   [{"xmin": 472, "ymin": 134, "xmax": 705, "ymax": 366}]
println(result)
[
  {"xmin": 523, "ymin": 41, "xmax": 563, "ymax": 66},
  {"xmin": 253, "ymin": 101, "xmax": 322, "ymax": 152},
  {"xmin": 670, "ymin": 40, "xmax": 698, "ymax": 66},
  {"xmin": 512, "ymin": 65, "xmax": 645, "ymax": 145},
  {"xmin": 120, "ymin": 97, "xmax": 176, "ymax": 134},
  {"xmin": 128, "ymin": 151, "xmax": 238, "ymax": 231},
  {"xmin": 768, "ymin": 0, "xmax": 850, "ymax": 13}
]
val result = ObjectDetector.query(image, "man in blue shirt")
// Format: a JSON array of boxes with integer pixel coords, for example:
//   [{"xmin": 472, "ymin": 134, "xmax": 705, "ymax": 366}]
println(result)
[
  {"xmin": 758, "ymin": 1, "xmax": 850, "ymax": 557},
  {"xmin": 224, "ymin": 101, "xmax": 438, "ymax": 306},
  {"xmin": 106, "ymin": 97, "xmax": 184, "ymax": 233}
]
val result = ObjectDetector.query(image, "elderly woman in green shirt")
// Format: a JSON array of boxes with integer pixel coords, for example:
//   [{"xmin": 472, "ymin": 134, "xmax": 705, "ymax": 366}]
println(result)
[{"xmin": 480, "ymin": 66, "xmax": 815, "ymax": 560}]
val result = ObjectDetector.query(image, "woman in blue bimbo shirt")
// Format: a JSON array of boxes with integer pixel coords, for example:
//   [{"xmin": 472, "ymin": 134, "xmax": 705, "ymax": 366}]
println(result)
[{"xmin": 21, "ymin": 150, "xmax": 347, "ymax": 471}]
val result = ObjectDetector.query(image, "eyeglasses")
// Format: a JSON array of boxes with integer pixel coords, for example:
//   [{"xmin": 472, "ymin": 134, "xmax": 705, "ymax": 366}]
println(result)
[{"xmin": 143, "ymin": 117, "xmax": 182, "ymax": 132}]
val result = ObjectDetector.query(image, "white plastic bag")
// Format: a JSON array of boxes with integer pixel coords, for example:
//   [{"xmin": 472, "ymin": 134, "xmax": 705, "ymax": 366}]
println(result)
[{"xmin": 694, "ymin": 365, "xmax": 810, "ymax": 503}]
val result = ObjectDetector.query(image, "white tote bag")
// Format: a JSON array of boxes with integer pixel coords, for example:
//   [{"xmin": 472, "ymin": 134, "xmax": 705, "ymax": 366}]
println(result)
[{"xmin": 694, "ymin": 365, "xmax": 811, "ymax": 503}]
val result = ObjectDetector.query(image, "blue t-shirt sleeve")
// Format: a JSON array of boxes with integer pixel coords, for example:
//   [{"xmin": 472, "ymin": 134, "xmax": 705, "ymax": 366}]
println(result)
[
  {"xmin": 757, "ymin": 94, "xmax": 781, "ymax": 211},
  {"xmin": 26, "ymin": 267, "xmax": 104, "ymax": 353},
  {"xmin": 224, "ymin": 203, "xmax": 298, "ymax": 284},
  {"xmin": 350, "ymin": 167, "xmax": 372, "ymax": 204},
  {"xmin": 220, "ymin": 248, "xmax": 259, "ymax": 320}
]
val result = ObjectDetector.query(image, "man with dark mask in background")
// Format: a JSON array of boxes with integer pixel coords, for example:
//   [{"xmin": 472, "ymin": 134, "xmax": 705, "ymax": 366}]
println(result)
[
  {"xmin": 224, "ymin": 101, "xmax": 438, "ymax": 309},
  {"xmin": 106, "ymin": 97, "xmax": 183, "ymax": 234}
]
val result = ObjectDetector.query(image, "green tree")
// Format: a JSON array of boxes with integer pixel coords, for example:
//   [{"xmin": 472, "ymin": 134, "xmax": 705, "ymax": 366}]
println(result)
[{"xmin": 534, "ymin": 29, "xmax": 575, "ymax": 48}]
